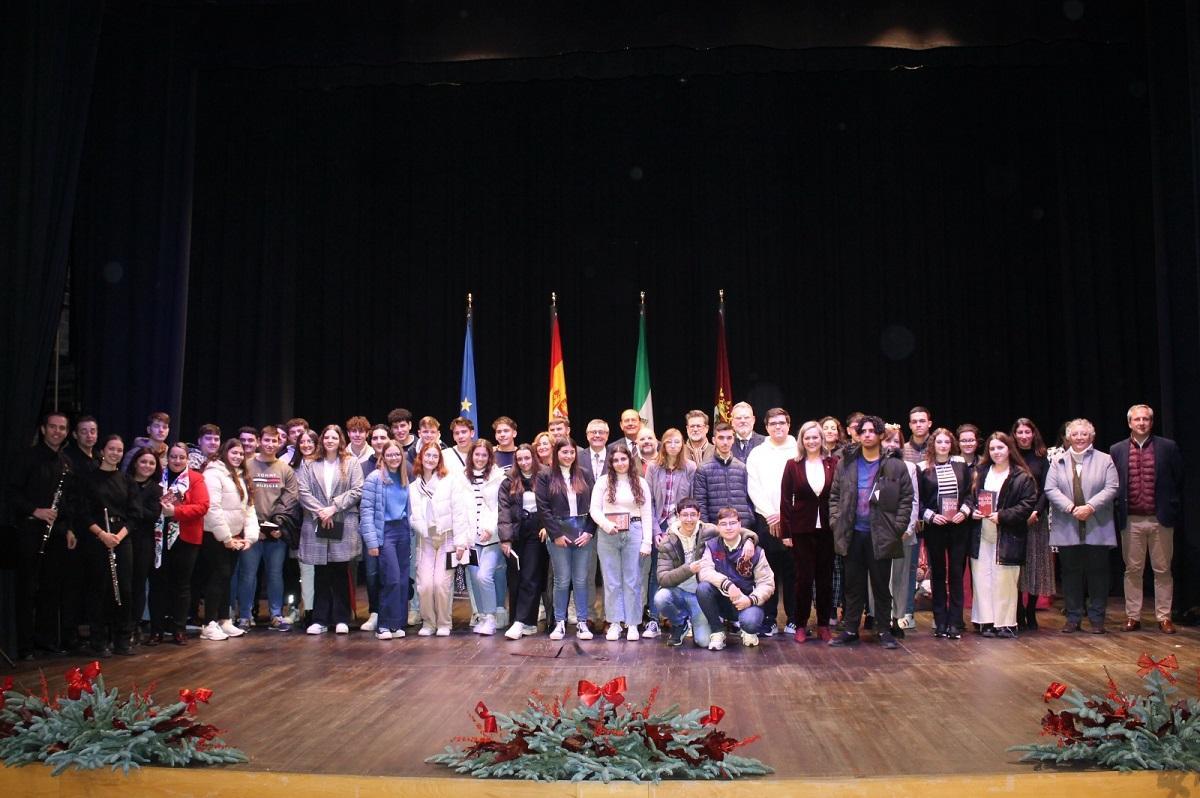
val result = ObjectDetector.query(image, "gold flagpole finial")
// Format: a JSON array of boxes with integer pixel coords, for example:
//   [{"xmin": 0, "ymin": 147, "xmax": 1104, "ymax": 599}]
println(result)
[
  {"xmin": 719, "ymin": 288, "xmax": 725, "ymax": 302},
  {"xmin": 640, "ymin": 290, "xmax": 646, "ymax": 304},
  {"xmin": 467, "ymin": 292, "xmax": 473, "ymax": 312},
  {"xmin": 551, "ymin": 291, "xmax": 557, "ymax": 306}
]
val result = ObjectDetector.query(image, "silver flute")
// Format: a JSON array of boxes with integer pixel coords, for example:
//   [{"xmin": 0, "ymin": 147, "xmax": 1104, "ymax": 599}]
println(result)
[
  {"xmin": 39, "ymin": 471, "xmax": 66, "ymax": 555},
  {"xmin": 104, "ymin": 508, "xmax": 122, "ymax": 606}
]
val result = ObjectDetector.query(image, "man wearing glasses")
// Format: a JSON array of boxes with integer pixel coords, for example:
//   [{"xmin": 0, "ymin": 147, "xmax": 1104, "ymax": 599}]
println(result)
[{"xmin": 683, "ymin": 410, "xmax": 715, "ymax": 466}]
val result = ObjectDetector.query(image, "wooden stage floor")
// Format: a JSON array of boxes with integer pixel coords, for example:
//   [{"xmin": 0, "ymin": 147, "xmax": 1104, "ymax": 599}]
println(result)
[{"xmin": 5, "ymin": 598, "xmax": 1199, "ymax": 783}]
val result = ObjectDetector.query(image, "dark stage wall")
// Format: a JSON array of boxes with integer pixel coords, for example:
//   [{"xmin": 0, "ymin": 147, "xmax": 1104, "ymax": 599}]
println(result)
[{"xmin": 180, "ymin": 53, "xmax": 1154, "ymax": 447}]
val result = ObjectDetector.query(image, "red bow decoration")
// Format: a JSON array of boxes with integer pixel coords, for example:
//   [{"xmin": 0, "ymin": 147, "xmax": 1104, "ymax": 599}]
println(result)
[
  {"xmin": 578, "ymin": 676, "xmax": 627, "ymax": 708},
  {"xmin": 1136, "ymin": 653, "xmax": 1179, "ymax": 683},
  {"xmin": 65, "ymin": 667, "xmax": 96, "ymax": 701},
  {"xmin": 1043, "ymin": 682, "xmax": 1067, "ymax": 702},
  {"xmin": 701, "ymin": 705, "xmax": 726, "ymax": 725},
  {"xmin": 474, "ymin": 701, "xmax": 498, "ymax": 733},
  {"xmin": 179, "ymin": 687, "xmax": 214, "ymax": 713},
  {"xmin": 82, "ymin": 661, "xmax": 102, "ymax": 681}
]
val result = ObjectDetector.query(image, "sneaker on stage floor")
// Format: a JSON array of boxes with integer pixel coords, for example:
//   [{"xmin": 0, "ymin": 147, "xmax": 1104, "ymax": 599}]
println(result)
[
  {"xmin": 375, "ymin": 628, "xmax": 393, "ymax": 640},
  {"xmin": 879, "ymin": 631, "xmax": 899, "ymax": 649},
  {"xmin": 219, "ymin": 620, "xmax": 245, "ymax": 638},
  {"xmin": 235, "ymin": 617, "xmax": 253, "ymax": 632},
  {"xmin": 667, "ymin": 622, "xmax": 688, "ymax": 647},
  {"xmin": 783, "ymin": 622, "xmax": 798, "ymax": 636},
  {"xmin": 996, "ymin": 626, "xmax": 1017, "ymax": 639},
  {"xmin": 761, "ymin": 622, "xmax": 778, "ymax": 637},
  {"xmin": 898, "ymin": 613, "xmax": 916, "ymax": 630},
  {"xmin": 626, "ymin": 626, "xmax": 640, "ymax": 642},
  {"xmin": 741, "ymin": 631, "xmax": 759, "ymax": 647},
  {"xmin": 828, "ymin": 631, "xmax": 859, "ymax": 647},
  {"xmin": 269, "ymin": 616, "xmax": 291, "ymax": 632},
  {"xmin": 641, "ymin": 620, "xmax": 660, "ymax": 638},
  {"xmin": 606, "ymin": 623, "xmax": 622, "ymax": 641},
  {"xmin": 575, "ymin": 622, "xmax": 593, "ymax": 640},
  {"xmin": 470, "ymin": 613, "xmax": 483, "ymax": 628},
  {"xmin": 933, "ymin": 625, "xmax": 946, "ymax": 638},
  {"xmin": 360, "ymin": 613, "xmax": 378, "ymax": 632},
  {"xmin": 475, "ymin": 615, "xmax": 496, "ymax": 635},
  {"xmin": 889, "ymin": 623, "xmax": 906, "ymax": 640},
  {"xmin": 522, "ymin": 624, "xmax": 538, "ymax": 636},
  {"xmin": 707, "ymin": 631, "xmax": 727, "ymax": 651},
  {"xmin": 793, "ymin": 627, "xmax": 808, "ymax": 644},
  {"xmin": 418, "ymin": 625, "xmax": 435, "ymax": 637},
  {"xmin": 549, "ymin": 620, "xmax": 566, "ymax": 640},
  {"xmin": 495, "ymin": 608, "xmax": 508, "ymax": 628},
  {"xmin": 504, "ymin": 622, "xmax": 525, "ymax": 640},
  {"xmin": 334, "ymin": 623, "xmax": 349, "ymax": 634},
  {"xmin": 435, "ymin": 626, "xmax": 451, "ymax": 637},
  {"xmin": 200, "ymin": 621, "xmax": 228, "ymax": 641},
  {"xmin": 306, "ymin": 623, "xmax": 327, "ymax": 635},
  {"xmin": 946, "ymin": 626, "xmax": 963, "ymax": 640},
  {"xmin": 393, "ymin": 628, "xmax": 405, "ymax": 638}
]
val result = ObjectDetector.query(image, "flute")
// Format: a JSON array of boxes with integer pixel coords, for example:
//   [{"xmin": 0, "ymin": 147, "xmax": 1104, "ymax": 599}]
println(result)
[
  {"xmin": 104, "ymin": 508, "xmax": 122, "ymax": 606},
  {"xmin": 39, "ymin": 470, "xmax": 66, "ymax": 555}
]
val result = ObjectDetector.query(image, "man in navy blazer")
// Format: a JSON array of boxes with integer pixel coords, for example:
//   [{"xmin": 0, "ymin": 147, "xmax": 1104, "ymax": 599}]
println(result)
[{"xmin": 1110, "ymin": 404, "xmax": 1184, "ymax": 634}]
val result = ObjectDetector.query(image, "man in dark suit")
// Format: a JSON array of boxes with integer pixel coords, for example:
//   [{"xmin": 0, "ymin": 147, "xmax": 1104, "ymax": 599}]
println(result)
[
  {"xmin": 580, "ymin": 419, "xmax": 610, "ymax": 480},
  {"xmin": 1110, "ymin": 404, "xmax": 1184, "ymax": 634},
  {"xmin": 607, "ymin": 409, "xmax": 641, "ymax": 459}
]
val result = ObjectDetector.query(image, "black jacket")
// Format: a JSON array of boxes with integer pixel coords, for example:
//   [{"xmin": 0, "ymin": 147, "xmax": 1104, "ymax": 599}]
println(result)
[
  {"xmin": 967, "ymin": 466, "xmax": 1038, "ymax": 565},
  {"xmin": 1109, "ymin": 435, "xmax": 1183, "ymax": 530},
  {"xmin": 829, "ymin": 445, "xmax": 913, "ymax": 561},
  {"xmin": 918, "ymin": 460, "xmax": 971, "ymax": 528},
  {"xmin": 5, "ymin": 441, "xmax": 75, "ymax": 531},
  {"xmin": 534, "ymin": 467, "xmax": 595, "ymax": 541},
  {"xmin": 497, "ymin": 470, "xmax": 540, "ymax": 543}
]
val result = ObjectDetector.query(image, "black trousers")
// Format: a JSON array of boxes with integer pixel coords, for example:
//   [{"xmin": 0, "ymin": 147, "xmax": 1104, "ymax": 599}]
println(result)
[
  {"xmin": 313, "ymin": 561, "xmax": 351, "ymax": 626},
  {"xmin": 755, "ymin": 514, "xmax": 796, "ymax": 627},
  {"xmin": 792, "ymin": 530, "xmax": 834, "ymax": 628},
  {"xmin": 509, "ymin": 514, "xmax": 549, "ymax": 626},
  {"xmin": 84, "ymin": 537, "xmax": 133, "ymax": 645},
  {"xmin": 924, "ymin": 524, "xmax": 968, "ymax": 630},
  {"xmin": 1059, "ymin": 544, "xmax": 1112, "ymax": 625},
  {"xmin": 129, "ymin": 531, "xmax": 156, "ymax": 631},
  {"xmin": 14, "ymin": 520, "xmax": 81, "ymax": 652},
  {"xmin": 149, "ymin": 538, "xmax": 201, "ymax": 634},
  {"xmin": 842, "ymin": 529, "xmax": 894, "ymax": 634},
  {"xmin": 201, "ymin": 533, "xmax": 235, "ymax": 624}
]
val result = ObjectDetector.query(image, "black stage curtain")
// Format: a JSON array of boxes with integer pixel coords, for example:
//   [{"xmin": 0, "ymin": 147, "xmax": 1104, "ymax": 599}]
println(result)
[
  {"xmin": 185, "ymin": 46, "xmax": 1155, "ymax": 450},
  {"xmin": 69, "ymin": 14, "xmax": 196, "ymax": 443}
]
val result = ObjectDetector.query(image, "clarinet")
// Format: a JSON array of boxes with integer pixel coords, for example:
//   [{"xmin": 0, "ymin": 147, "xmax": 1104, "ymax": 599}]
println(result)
[
  {"xmin": 39, "ymin": 470, "xmax": 67, "ymax": 555},
  {"xmin": 104, "ymin": 509, "xmax": 122, "ymax": 606}
]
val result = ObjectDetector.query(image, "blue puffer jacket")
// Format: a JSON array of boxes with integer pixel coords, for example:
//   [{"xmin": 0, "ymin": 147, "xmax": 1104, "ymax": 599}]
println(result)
[{"xmin": 692, "ymin": 455, "xmax": 754, "ymax": 528}]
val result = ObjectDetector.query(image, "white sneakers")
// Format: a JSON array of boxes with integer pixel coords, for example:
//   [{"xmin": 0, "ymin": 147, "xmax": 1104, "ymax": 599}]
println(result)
[
  {"xmin": 219, "ymin": 620, "xmax": 244, "ymax": 638},
  {"xmin": 898, "ymin": 614, "xmax": 916, "ymax": 630},
  {"xmin": 626, "ymin": 626, "xmax": 640, "ymax": 642},
  {"xmin": 418, "ymin": 626, "xmax": 435, "ymax": 637},
  {"xmin": 707, "ymin": 631, "xmax": 727, "ymax": 650},
  {"xmin": 200, "ymin": 621, "xmax": 228, "ymax": 641},
  {"xmin": 605, "ymin": 623, "xmax": 622, "ymax": 641},
  {"xmin": 504, "ymin": 622, "xmax": 525, "ymax": 640},
  {"xmin": 376, "ymin": 628, "xmax": 405, "ymax": 640},
  {"xmin": 495, "ymin": 608, "xmax": 509, "ymax": 628},
  {"xmin": 474, "ymin": 615, "xmax": 497, "ymax": 636},
  {"xmin": 641, "ymin": 620, "xmax": 660, "ymax": 638},
  {"xmin": 334, "ymin": 623, "xmax": 349, "ymax": 634},
  {"xmin": 549, "ymin": 620, "xmax": 566, "ymax": 640},
  {"xmin": 360, "ymin": 613, "xmax": 378, "ymax": 632},
  {"xmin": 435, "ymin": 626, "xmax": 451, "ymax": 637},
  {"xmin": 575, "ymin": 622, "xmax": 593, "ymax": 640},
  {"xmin": 306, "ymin": 623, "xmax": 327, "ymax": 635},
  {"xmin": 741, "ymin": 631, "xmax": 759, "ymax": 647}
]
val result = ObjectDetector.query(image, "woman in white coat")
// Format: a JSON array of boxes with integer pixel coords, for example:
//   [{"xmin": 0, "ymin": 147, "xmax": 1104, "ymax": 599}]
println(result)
[
  {"xmin": 410, "ymin": 442, "xmax": 470, "ymax": 636},
  {"xmin": 200, "ymin": 439, "xmax": 259, "ymax": 641},
  {"xmin": 454, "ymin": 439, "xmax": 507, "ymax": 635}
]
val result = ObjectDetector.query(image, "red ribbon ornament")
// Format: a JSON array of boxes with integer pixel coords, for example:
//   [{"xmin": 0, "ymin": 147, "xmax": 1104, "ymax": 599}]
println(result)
[
  {"xmin": 1043, "ymin": 682, "xmax": 1067, "ymax": 702},
  {"xmin": 179, "ymin": 687, "xmax": 214, "ymax": 713},
  {"xmin": 1136, "ymin": 653, "xmax": 1179, "ymax": 683},
  {"xmin": 82, "ymin": 661, "xmax": 102, "ymax": 681},
  {"xmin": 65, "ymin": 667, "xmax": 96, "ymax": 701},
  {"xmin": 578, "ymin": 676, "xmax": 628, "ymax": 708},
  {"xmin": 701, "ymin": 705, "xmax": 726, "ymax": 725},
  {"xmin": 474, "ymin": 701, "xmax": 498, "ymax": 733}
]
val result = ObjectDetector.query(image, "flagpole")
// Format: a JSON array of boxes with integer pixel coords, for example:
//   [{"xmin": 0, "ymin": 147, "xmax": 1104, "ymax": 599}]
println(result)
[{"xmin": 459, "ymin": 292, "xmax": 477, "ymax": 425}]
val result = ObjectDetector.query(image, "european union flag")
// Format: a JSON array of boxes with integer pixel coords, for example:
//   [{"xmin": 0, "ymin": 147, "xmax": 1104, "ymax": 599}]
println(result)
[{"xmin": 459, "ymin": 297, "xmax": 477, "ymax": 426}]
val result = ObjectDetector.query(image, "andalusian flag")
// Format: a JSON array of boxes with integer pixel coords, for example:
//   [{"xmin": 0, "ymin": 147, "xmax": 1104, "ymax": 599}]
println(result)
[
  {"xmin": 633, "ymin": 292, "xmax": 654, "ymax": 433},
  {"xmin": 714, "ymin": 289, "xmax": 733, "ymax": 424},
  {"xmin": 548, "ymin": 293, "xmax": 568, "ymax": 423},
  {"xmin": 459, "ymin": 294, "xmax": 478, "ymax": 425}
]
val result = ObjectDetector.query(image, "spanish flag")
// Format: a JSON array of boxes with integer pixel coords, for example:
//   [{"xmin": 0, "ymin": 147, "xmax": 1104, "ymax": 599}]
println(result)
[{"xmin": 548, "ymin": 294, "xmax": 568, "ymax": 424}]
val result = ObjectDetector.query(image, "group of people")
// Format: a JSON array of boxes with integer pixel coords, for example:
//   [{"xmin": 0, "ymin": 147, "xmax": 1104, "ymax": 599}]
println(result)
[{"xmin": 5, "ymin": 400, "xmax": 1181, "ymax": 660}]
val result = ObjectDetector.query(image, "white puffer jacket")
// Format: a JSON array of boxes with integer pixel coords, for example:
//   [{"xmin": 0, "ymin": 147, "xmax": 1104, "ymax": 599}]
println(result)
[
  {"xmin": 453, "ymin": 466, "xmax": 506, "ymax": 546},
  {"xmin": 203, "ymin": 461, "xmax": 261, "ymax": 543},
  {"xmin": 409, "ymin": 474, "xmax": 470, "ymax": 549}
]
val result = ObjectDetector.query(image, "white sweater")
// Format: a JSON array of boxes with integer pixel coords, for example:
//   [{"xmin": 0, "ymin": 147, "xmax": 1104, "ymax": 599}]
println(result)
[
  {"xmin": 590, "ymin": 473, "xmax": 654, "ymax": 552},
  {"xmin": 745, "ymin": 436, "xmax": 797, "ymax": 517}
]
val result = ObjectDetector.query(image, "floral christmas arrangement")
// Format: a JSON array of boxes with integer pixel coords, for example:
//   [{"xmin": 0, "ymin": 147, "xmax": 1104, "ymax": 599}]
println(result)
[
  {"xmin": 1012, "ymin": 652, "xmax": 1200, "ymax": 770},
  {"xmin": 0, "ymin": 661, "xmax": 247, "ymax": 774},
  {"xmin": 427, "ymin": 675, "xmax": 772, "ymax": 782}
]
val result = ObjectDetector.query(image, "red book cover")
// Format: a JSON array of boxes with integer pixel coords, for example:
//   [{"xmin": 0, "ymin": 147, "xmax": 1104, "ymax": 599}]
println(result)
[
  {"xmin": 940, "ymin": 496, "xmax": 960, "ymax": 518},
  {"xmin": 977, "ymin": 490, "xmax": 995, "ymax": 516}
]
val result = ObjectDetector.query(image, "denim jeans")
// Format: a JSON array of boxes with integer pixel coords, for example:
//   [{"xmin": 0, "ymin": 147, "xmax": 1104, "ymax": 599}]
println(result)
[
  {"xmin": 696, "ymin": 581, "xmax": 764, "ymax": 633},
  {"xmin": 237, "ymin": 537, "xmax": 289, "ymax": 620},
  {"xmin": 653, "ymin": 586, "xmax": 712, "ymax": 646},
  {"xmin": 408, "ymin": 528, "xmax": 420, "ymax": 616},
  {"xmin": 377, "ymin": 519, "xmax": 411, "ymax": 631},
  {"xmin": 546, "ymin": 532, "xmax": 596, "ymax": 622},
  {"xmin": 467, "ymin": 542, "xmax": 504, "ymax": 615},
  {"xmin": 364, "ymin": 549, "xmax": 380, "ymax": 614},
  {"xmin": 597, "ymin": 521, "xmax": 645, "ymax": 625}
]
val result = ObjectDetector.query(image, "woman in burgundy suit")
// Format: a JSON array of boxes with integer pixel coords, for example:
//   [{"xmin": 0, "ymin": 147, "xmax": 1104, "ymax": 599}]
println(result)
[{"xmin": 780, "ymin": 420, "xmax": 837, "ymax": 643}]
